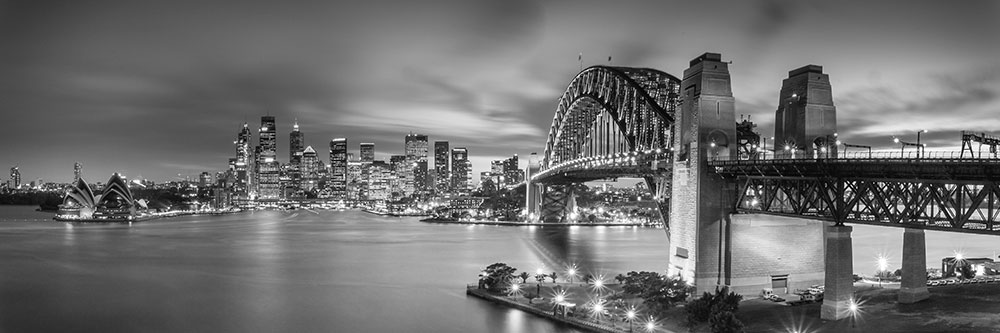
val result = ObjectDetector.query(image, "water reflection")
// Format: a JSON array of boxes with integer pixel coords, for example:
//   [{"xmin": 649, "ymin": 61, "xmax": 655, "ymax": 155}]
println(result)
[{"xmin": 0, "ymin": 207, "xmax": 671, "ymax": 332}]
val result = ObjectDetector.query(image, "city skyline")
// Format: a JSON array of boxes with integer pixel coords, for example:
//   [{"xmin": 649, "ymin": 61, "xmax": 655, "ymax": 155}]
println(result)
[{"xmin": 1, "ymin": 0, "xmax": 999, "ymax": 183}]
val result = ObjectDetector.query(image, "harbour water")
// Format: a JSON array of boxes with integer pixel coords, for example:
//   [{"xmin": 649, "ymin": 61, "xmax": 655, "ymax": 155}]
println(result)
[
  {"xmin": 0, "ymin": 205, "xmax": 995, "ymax": 331},
  {"xmin": 0, "ymin": 206, "xmax": 669, "ymax": 332}
]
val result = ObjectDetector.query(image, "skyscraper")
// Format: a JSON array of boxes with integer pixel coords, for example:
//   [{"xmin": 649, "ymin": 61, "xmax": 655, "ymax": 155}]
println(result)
[
  {"xmin": 360, "ymin": 143, "xmax": 375, "ymax": 163},
  {"xmin": 389, "ymin": 155, "xmax": 407, "ymax": 199},
  {"xmin": 73, "ymin": 162, "xmax": 82, "ymax": 184},
  {"xmin": 502, "ymin": 154, "xmax": 523, "ymax": 186},
  {"xmin": 404, "ymin": 133, "xmax": 429, "ymax": 196},
  {"xmin": 450, "ymin": 147, "xmax": 471, "ymax": 195},
  {"xmin": 301, "ymin": 146, "xmax": 319, "ymax": 191},
  {"xmin": 256, "ymin": 116, "xmax": 280, "ymax": 200},
  {"xmin": 234, "ymin": 123, "xmax": 253, "ymax": 200},
  {"xmin": 434, "ymin": 141, "xmax": 450, "ymax": 194},
  {"xmin": 289, "ymin": 121, "xmax": 305, "ymax": 190},
  {"xmin": 9, "ymin": 166, "xmax": 21, "ymax": 189},
  {"xmin": 329, "ymin": 138, "xmax": 348, "ymax": 199},
  {"xmin": 289, "ymin": 121, "xmax": 305, "ymax": 164}
]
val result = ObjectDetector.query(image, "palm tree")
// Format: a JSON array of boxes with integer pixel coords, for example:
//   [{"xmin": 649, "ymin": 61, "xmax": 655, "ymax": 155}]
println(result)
[
  {"xmin": 518, "ymin": 272, "xmax": 530, "ymax": 284},
  {"xmin": 550, "ymin": 271, "xmax": 558, "ymax": 283}
]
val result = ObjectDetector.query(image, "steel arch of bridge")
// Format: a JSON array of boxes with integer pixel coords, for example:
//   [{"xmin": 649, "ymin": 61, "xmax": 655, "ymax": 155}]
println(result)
[{"xmin": 540, "ymin": 66, "xmax": 681, "ymax": 172}]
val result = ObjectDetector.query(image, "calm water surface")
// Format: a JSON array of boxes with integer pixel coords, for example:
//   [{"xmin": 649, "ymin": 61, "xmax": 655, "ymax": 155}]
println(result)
[
  {"xmin": 1, "ymin": 206, "xmax": 996, "ymax": 332},
  {"xmin": 0, "ymin": 206, "xmax": 670, "ymax": 332}
]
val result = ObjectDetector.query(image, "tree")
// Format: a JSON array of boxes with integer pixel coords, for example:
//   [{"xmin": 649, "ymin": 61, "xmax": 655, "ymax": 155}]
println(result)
[
  {"xmin": 535, "ymin": 273, "xmax": 547, "ymax": 284},
  {"xmin": 615, "ymin": 273, "xmax": 627, "ymax": 285},
  {"xmin": 550, "ymin": 272, "xmax": 558, "ymax": 283},
  {"xmin": 709, "ymin": 310, "xmax": 746, "ymax": 333},
  {"xmin": 640, "ymin": 274, "xmax": 693, "ymax": 314},
  {"xmin": 518, "ymin": 272, "xmax": 530, "ymax": 284},
  {"xmin": 482, "ymin": 263, "xmax": 517, "ymax": 293},
  {"xmin": 686, "ymin": 286, "xmax": 744, "ymax": 330}
]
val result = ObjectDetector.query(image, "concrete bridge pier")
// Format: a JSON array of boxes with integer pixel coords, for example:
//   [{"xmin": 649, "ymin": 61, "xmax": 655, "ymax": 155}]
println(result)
[
  {"xmin": 899, "ymin": 228, "xmax": 930, "ymax": 303},
  {"xmin": 821, "ymin": 224, "xmax": 854, "ymax": 321}
]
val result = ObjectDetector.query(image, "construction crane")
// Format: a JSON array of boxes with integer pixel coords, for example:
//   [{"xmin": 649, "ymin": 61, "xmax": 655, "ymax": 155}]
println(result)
[{"xmin": 960, "ymin": 131, "xmax": 1000, "ymax": 158}]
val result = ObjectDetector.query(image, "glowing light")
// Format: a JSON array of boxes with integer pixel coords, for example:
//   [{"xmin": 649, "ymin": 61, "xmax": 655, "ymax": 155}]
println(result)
[
  {"xmin": 876, "ymin": 254, "xmax": 889, "ymax": 273},
  {"xmin": 553, "ymin": 290, "xmax": 567, "ymax": 303},
  {"xmin": 954, "ymin": 251, "xmax": 965, "ymax": 261},
  {"xmin": 893, "ymin": 137, "xmax": 900, "ymax": 143},
  {"xmin": 644, "ymin": 317, "xmax": 658, "ymax": 332},
  {"xmin": 626, "ymin": 307, "xmax": 637, "ymax": 320},
  {"xmin": 537, "ymin": 268, "xmax": 545, "ymax": 275},
  {"xmin": 784, "ymin": 145, "xmax": 791, "ymax": 151}
]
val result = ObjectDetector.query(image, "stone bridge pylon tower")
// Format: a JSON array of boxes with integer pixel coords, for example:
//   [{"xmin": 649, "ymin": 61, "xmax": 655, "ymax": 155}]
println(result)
[{"xmin": 668, "ymin": 53, "xmax": 738, "ymax": 287}]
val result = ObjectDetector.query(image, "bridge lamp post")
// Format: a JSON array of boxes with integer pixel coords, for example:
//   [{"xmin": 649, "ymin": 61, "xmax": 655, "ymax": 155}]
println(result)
[
  {"xmin": 876, "ymin": 254, "xmax": 889, "ymax": 288},
  {"xmin": 848, "ymin": 299, "xmax": 859, "ymax": 328},
  {"xmin": 916, "ymin": 129, "xmax": 928, "ymax": 158},
  {"xmin": 625, "ymin": 308, "xmax": 637, "ymax": 333},
  {"xmin": 643, "ymin": 316, "xmax": 657, "ymax": 332}
]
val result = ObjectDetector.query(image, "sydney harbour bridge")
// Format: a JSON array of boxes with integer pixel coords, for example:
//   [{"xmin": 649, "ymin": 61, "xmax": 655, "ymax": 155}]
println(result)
[{"xmin": 525, "ymin": 52, "xmax": 1000, "ymax": 320}]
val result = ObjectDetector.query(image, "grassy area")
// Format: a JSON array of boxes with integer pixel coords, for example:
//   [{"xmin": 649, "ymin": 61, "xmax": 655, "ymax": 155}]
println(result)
[{"xmin": 738, "ymin": 283, "xmax": 1000, "ymax": 333}]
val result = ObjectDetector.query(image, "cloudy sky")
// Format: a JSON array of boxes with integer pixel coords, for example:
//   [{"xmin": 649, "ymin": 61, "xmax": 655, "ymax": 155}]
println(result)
[{"xmin": 1, "ymin": 0, "xmax": 998, "ymax": 183}]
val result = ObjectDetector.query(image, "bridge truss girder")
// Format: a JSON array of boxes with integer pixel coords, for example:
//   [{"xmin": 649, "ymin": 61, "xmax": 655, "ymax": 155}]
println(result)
[
  {"xmin": 542, "ymin": 66, "xmax": 680, "ymax": 169},
  {"xmin": 736, "ymin": 177, "xmax": 1000, "ymax": 235}
]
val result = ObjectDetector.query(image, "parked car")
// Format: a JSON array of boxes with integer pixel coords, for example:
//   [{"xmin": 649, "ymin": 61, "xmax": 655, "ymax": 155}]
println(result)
[{"xmin": 765, "ymin": 294, "xmax": 785, "ymax": 302}]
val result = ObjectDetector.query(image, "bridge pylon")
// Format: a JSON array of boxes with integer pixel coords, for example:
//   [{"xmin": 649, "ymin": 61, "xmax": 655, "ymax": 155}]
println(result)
[
  {"xmin": 669, "ymin": 52, "xmax": 739, "ymax": 289},
  {"xmin": 669, "ymin": 54, "xmax": 828, "ymax": 297}
]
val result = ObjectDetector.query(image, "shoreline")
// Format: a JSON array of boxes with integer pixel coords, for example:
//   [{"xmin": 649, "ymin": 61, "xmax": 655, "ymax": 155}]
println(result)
[
  {"xmin": 52, "ymin": 210, "xmax": 242, "ymax": 223},
  {"xmin": 421, "ymin": 218, "xmax": 659, "ymax": 227},
  {"xmin": 465, "ymin": 286, "xmax": 636, "ymax": 333}
]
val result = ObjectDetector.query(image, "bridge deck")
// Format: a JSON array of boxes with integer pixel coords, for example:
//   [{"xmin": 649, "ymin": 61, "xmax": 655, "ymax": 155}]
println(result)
[
  {"xmin": 709, "ymin": 157, "xmax": 1000, "ymax": 235},
  {"xmin": 708, "ymin": 157, "xmax": 1000, "ymax": 182}
]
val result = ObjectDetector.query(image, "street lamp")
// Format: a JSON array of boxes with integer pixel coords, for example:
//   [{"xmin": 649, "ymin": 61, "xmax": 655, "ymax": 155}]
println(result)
[
  {"xmin": 643, "ymin": 316, "xmax": 657, "ymax": 332},
  {"xmin": 877, "ymin": 254, "xmax": 889, "ymax": 288},
  {"xmin": 848, "ymin": 299, "xmax": 859, "ymax": 328},
  {"xmin": 626, "ymin": 308, "xmax": 637, "ymax": 333},
  {"xmin": 916, "ymin": 129, "xmax": 928, "ymax": 158}
]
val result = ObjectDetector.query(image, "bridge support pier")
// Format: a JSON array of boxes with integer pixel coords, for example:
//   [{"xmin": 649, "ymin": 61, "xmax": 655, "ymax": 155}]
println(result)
[
  {"xmin": 899, "ymin": 228, "xmax": 930, "ymax": 304},
  {"xmin": 821, "ymin": 224, "xmax": 854, "ymax": 321}
]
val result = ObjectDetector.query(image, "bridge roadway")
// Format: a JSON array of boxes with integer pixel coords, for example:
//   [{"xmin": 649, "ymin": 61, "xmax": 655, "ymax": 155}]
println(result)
[
  {"xmin": 709, "ymin": 153, "xmax": 1000, "ymax": 235},
  {"xmin": 532, "ymin": 151, "xmax": 672, "ymax": 184}
]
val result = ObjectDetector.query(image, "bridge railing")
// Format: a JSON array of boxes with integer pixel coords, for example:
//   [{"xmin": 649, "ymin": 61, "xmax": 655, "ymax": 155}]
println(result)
[
  {"xmin": 710, "ymin": 150, "xmax": 1000, "ymax": 164},
  {"xmin": 533, "ymin": 151, "xmax": 672, "ymax": 180}
]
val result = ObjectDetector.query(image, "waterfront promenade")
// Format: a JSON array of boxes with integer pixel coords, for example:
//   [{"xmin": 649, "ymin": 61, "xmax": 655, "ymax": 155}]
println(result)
[
  {"xmin": 466, "ymin": 285, "xmax": 670, "ymax": 333},
  {"xmin": 422, "ymin": 218, "xmax": 659, "ymax": 227}
]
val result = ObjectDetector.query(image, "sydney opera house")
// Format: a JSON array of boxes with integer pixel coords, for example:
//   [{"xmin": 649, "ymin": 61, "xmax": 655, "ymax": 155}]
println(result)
[{"xmin": 57, "ymin": 173, "xmax": 139, "ymax": 221}]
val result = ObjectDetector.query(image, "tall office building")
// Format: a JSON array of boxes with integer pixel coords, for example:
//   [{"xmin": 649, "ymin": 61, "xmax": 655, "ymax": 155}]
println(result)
[
  {"xmin": 368, "ymin": 161, "xmax": 392, "ymax": 200},
  {"xmin": 289, "ymin": 121, "xmax": 305, "ymax": 164},
  {"xmin": 301, "ymin": 146, "xmax": 319, "ymax": 191},
  {"xmin": 234, "ymin": 123, "xmax": 253, "ymax": 199},
  {"xmin": 255, "ymin": 116, "xmax": 280, "ymax": 200},
  {"xmin": 404, "ymin": 133, "xmax": 429, "ymax": 196},
  {"xmin": 502, "ymin": 154, "xmax": 523, "ymax": 186},
  {"xmin": 199, "ymin": 172, "xmax": 212, "ymax": 188},
  {"xmin": 329, "ymin": 138, "xmax": 348, "ymax": 199},
  {"xmin": 289, "ymin": 121, "xmax": 305, "ymax": 189},
  {"xmin": 9, "ymin": 166, "xmax": 21, "ymax": 189},
  {"xmin": 359, "ymin": 142, "xmax": 375, "ymax": 200},
  {"xmin": 360, "ymin": 143, "xmax": 375, "ymax": 163},
  {"xmin": 434, "ymin": 141, "xmax": 450, "ymax": 194},
  {"xmin": 73, "ymin": 162, "xmax": 82, "ymax": 184},
  {"xmin": 389, "ymin": 155, "xmax": 407, "ymax": 199},
  {"xmin": 450, "ymin": 148, "xmax": 471, "ymax": 195},
  {"xmin": 346, "ymin": 160, "xmax": 364, "ymax": 200}
]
